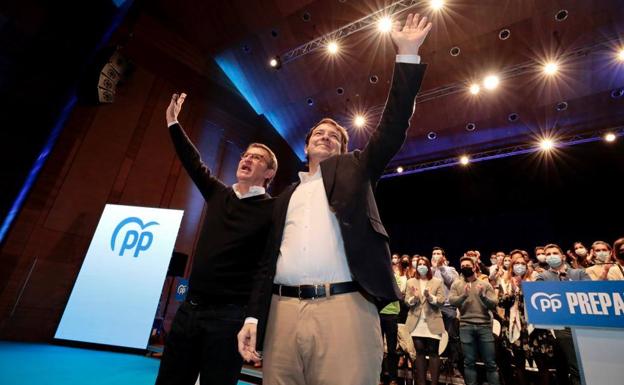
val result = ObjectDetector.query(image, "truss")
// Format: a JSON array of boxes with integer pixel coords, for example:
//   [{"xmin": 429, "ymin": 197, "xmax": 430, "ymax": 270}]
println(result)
[
  {"xmin": 282, "ymin": 0, "xmax": 422, "ymax": 64},
  {"xmin": 382, "ymin": 126, "xmax": 624, "ymax": 178}
]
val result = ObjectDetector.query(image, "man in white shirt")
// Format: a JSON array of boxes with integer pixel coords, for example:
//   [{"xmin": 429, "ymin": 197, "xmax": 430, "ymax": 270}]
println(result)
[{"xmin": 237, "ymin": 14, "xmax": 432, "ymax": 384}]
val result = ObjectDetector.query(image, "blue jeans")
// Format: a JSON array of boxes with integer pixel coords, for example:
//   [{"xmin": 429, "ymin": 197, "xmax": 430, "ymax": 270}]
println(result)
[{"xmin": 459, "ymin": 323, "xmax": 500, "ymax": 385}]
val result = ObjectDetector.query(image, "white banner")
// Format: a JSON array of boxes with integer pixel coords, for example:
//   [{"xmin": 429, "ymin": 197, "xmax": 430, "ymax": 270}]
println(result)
[{"xmin": 55, "ymin": 204, "xmax": 184, "ymax": 349}]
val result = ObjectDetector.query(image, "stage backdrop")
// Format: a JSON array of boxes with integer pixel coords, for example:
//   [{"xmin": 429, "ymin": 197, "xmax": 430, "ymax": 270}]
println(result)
[{"xmin": 55, "ymin": 204, "xmax": 183, "ymax": 349}]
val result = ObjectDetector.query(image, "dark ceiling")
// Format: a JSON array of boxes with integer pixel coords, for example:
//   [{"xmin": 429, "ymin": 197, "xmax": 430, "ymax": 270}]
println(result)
[{"xmin": 147, "ymin": 0, "xmax": 624, "ymax": 170}]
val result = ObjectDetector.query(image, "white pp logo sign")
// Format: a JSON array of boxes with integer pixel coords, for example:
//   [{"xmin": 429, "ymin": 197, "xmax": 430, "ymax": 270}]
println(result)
[
  {"xmin": 55, "ymin": 204, "xmax": 184, "ymax": 349},
  {"xmin": 530, "ymin": 292, "xmax": 563, "ymax": 312}
]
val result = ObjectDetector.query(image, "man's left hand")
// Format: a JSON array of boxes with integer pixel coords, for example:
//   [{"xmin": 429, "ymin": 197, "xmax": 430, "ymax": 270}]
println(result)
[{"xmin": 391, "ymin": 14, "xmax": 433, "ymax": 56}]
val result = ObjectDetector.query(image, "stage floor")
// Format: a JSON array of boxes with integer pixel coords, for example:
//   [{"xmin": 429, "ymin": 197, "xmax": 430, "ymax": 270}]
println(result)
[{"xmin": 0, "ymin": 341, "xmax": 256, "ymax": 385}]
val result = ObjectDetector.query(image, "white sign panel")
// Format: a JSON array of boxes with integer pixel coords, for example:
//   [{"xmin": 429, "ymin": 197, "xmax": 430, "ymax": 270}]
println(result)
[{"xmin": 55, "ymin": 204, "xmax": 184, "ymax": 349}]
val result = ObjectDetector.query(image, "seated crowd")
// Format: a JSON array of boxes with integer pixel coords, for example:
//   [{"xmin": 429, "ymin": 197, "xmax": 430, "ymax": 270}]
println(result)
[{"xmin": 379, "ymin": 237, "xmax": 624, "ymax": 385}]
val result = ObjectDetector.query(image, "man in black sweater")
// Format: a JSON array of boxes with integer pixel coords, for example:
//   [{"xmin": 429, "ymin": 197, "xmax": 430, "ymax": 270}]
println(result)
[{"xmin": 155, "ymin": 93, "xmax": 278, "ymax": 385}]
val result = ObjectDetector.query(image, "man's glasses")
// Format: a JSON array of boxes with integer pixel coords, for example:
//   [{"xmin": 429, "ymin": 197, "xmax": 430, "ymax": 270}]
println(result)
[{"xmin": 240, "ymin": 152, "xmax": 267, "ymax": 163}]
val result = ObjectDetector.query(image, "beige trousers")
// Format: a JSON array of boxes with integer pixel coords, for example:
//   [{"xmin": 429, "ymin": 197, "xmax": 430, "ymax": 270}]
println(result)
[{"xmin": 262, "ymin": 292, "xmax": 383, "ymax": 385}]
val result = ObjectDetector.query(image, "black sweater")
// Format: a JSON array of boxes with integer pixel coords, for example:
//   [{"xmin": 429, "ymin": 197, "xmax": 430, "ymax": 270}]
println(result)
[{"xmin": 170, "ymin": 123, "xmax": 274, "ymax": 305}]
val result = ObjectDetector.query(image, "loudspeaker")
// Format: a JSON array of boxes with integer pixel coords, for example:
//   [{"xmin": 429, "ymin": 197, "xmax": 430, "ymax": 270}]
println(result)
[{"xmin": 167, "ymin": 251, "xmax": 188, "ymax": 277}]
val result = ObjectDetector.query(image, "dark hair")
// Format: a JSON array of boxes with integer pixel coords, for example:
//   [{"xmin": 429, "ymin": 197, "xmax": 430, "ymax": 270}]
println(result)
[
  {"xmin": 304, "ymin": 118, "xmax": 349, "ymax": 154},
  {"xmin": 509, "ymin": 249, "xmax": 524, "ymax": 258},
  {"xmin": 246, "ymin": 143, "xmax": 278, "ymax": 187},
  {"xmin": 459, "ymin": 256, "xmax": 475, "ymax": 267},
  {"xmin": 544, "ymin": 243, "xmax": 563, "ymax": 254},
  {"xmin": 432, "ymin": 246, "xmax": 446, "ymax": 256},
  {"xmin": 613, "ymin": 237, "xmax": 624, "ymax": 259}
]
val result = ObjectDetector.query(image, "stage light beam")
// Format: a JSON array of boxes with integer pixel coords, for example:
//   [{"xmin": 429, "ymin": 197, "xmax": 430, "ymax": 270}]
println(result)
[
  {"xmin": 430, "ymin": 0, "xmax": 445, "ymax": 10},
  {"xmin": 483, "ymin": 75, "xmax": 500, "ymax": 90},
  {"xmin": 618, "ymin": 49, "xmax": 624, "ymax": 61},
  {"xmin": 377, "ymin": 17, "xmax": 393, "ymax": 33},
  {"xmin": 543, "ymin": 62, "xmax": 559, "ymax": 75},
  {"xmin": 354, "ymin": 115, "xmax": 367, "ymax": 128},
  {"xmin": 540, "ymin": 138, "xmax": 555, "ymax": 151},
  {"xmin": 469, "ymin": 84, "xmax": 480, "ymax": 95},
  {"xmin": 327, "ymin": 41, "xmax": 339, "ymax": 55}
]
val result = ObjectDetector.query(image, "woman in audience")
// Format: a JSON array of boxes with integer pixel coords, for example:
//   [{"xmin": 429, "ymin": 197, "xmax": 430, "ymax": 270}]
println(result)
[
  {"xmin": 498, "ymin": 253, "xmax": 531, "ymax": 385},
  {"xmin": 570, "ymin": 241, "xmax": 591, "ymax": 268},
  {"xmin": 405, "ymin": 257, "xmax": 446, "ymax": 385},
  {"xmin": 608, "ymin": 237, "xmax": 624, "ymax": 280}
]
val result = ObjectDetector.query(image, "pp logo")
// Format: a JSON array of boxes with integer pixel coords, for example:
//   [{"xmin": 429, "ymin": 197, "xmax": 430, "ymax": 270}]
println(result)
[
  {"xmin": 176, "ymin": 284, "xmax": 188, "ymax": 296},
  {"xmin": 111, "ymin": 217, "xmax": 159, "ymax": 258},
  {"xmin": 530, "ymin": 292, "xmax": 563, "ymax": 312}
]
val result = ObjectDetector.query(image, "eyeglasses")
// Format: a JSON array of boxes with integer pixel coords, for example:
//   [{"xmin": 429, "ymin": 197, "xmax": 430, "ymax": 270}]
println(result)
[{"xmin": 240, "ymin": 152, "xmax": 267, "ymax": 163}]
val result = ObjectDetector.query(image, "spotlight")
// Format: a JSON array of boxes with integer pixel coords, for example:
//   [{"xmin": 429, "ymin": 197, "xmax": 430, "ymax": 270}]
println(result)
[
  {"xmin": 377, "ymin": 17, "xmax": 393, "ymax": 33},
  {"xmin": 269, "ymin": 56, "xmax": 281, "ymax": 69},
  {"xmin": 483, "ymin": 75, "xmax": 500, "ymax": 90},
  {"xmin": 460, "ymin": 155, "xmax": 470, "ymax": 165},
  {"xmin": 618, "ymin": 49, "xmax": 624, "ymax": 61},
  {"xmin": 430, "ymin": 0, "xmax": 444, "ymax": 10},
  {"xmin": 354, "ymin": 115, "xmax": 367, "ymax": 128},
  {"xmin": 396, "ymin": 166, "xmax": 404, "ymax": 173},
  {"xmin": 327, "ymin": 41, "xmax": 339, "ymax": 55},
  {"xmin": 543, "ymin": 62, "xmax": 559, "ymax": 75},
  {"xmin": 605, "ymin": 133, "xmax": 616, "ymax": 142},
  {"xmin": 540, "ymin": 139, "xmax": 555, "ymax": 151},
  {"xmin": 469, "ymin": 84, "xmax": 481, "ymax": 95}
]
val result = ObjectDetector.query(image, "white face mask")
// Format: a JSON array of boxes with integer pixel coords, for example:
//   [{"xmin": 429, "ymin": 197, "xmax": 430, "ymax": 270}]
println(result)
[
  {"xmin": 595, "ymin": 251, "xmax": 610, "ymax": 262},
  {"xmin": 546, "ymin": 254, "xmax": 563, "ymax": 268},
  {"xmin": 392, "ymin": 258, "xmax": 399, "ymax": 265},
  {"xmin": 411, "ymin": 261, "xmax": 419, "ymax": 268},
  {"xmin": 576, "ymin": 248, "xmax": 588, "ymax": 257},
  {"xmin": 503, "ymin": 261, "xmax": 511, "ymax": 269},
  {"xmin": 490, "ymin": 258, "xmax": 497, "ymax": 265},
  {"xmin": 513, "ymin": 264, "xmax": 527, "ymax": 276},
  {"xmin": 537, "ymin": 254, "xmax": 546, "ymax": 263}
]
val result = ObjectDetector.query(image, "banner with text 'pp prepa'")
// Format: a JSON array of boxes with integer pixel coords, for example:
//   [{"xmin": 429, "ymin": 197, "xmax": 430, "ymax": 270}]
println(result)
[
  {"xmin": 522, "ymin": 280, "xmax": 624, "ymax": 329},
  {"xmin": 55, "ymin": 204, "xmax": 184, "ymax": 349}
]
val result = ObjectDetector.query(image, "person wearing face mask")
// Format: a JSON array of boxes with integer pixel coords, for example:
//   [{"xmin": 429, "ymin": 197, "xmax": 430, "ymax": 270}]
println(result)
[
  {"xmin": 405, "ymin": 257, "xmax": 446, "ymax": 385},
  {"xmin": 401, "ymin": 254, "xmax": 412, "ymax": 277},
  {"xmin": 380, "ymin": 254, "xmax": 408, "ymax": 385},
  {"xmin": 536, "ymin": 244, "xmax": 590, "ymax": 385},
  {"xmin": 450, "ymin": 257, "xmax": 501, "ymax": 385},
  {"xmin": 490, "ymin": 255, "xmax": 511, "ymax": 288},
  {"xmin": 585, "ymin": 240, "xmax": 613, "ymax": 280},
  {"xmin": 566, "ymin": 241, "xmax": 589, "ymax": 269},
  {"xmin": 607, "ymin": 237, "xmax": 624, "ymax": 280},
  {"xmin": 430, "ymin": 247, "xmax": 462, "ymax": 378},
  {"xmin": 497, "ymin": 254, "xmax": 535, "ymax": 385}
]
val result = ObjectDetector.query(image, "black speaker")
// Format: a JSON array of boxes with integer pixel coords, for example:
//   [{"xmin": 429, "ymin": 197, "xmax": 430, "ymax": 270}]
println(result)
[{"xmin": 167, "ymin": 252, "xmax": 188, "ymax": 277}]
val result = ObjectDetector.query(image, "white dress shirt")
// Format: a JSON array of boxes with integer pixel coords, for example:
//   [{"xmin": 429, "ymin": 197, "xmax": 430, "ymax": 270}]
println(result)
[
  {"xmin": 274, "ymin": 168, "xmax": 352, "ymax": 285},
  {"xmin": 245, "ymin": 54, "xmax": 421, "ymax": 324}
]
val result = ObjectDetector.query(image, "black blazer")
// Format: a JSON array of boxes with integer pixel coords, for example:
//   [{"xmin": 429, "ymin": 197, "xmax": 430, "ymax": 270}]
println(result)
[{"xmin": 248, "ymin": 62, "xmax": 427, "ymax": 350}]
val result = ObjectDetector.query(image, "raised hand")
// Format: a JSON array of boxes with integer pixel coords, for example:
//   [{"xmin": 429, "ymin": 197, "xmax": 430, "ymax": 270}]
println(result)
[
  {"xmin": 166, "ymin": 92, "xmax": 187, "ymax": 125},
  {"xmin": 391, "ymin": 13, "xmax": 433, "ymax": 56}
]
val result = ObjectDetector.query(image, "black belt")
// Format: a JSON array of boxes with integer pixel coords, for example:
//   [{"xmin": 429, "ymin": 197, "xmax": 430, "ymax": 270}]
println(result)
[{"xmin": 272, "ymin": 281, "xmax": 359, "ymax": 300}]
